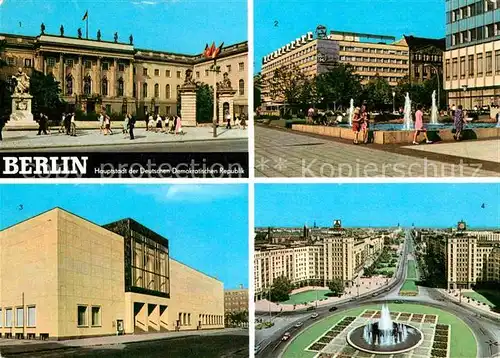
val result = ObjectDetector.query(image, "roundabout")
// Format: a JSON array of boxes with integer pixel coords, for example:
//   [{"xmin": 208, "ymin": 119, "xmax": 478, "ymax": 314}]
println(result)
[{"xmin": 280, "ymin": 303, "xmax": 477, "ymax": 358}]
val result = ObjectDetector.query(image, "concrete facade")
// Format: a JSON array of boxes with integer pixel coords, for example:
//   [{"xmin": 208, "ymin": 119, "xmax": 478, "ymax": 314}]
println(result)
[
  {"xmin": 0, "ymin": 208, "xmax": 225, "ymax": 340},
  {"xmin": 0, "ymin": 32, "xmax": 248, "ymax": 119}
]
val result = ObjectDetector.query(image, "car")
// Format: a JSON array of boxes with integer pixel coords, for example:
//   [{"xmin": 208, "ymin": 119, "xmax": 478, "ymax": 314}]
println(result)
[
  {"xmin": 394, "ymin": 300, "xmax": 404, "ymax": 304},
  {"xmin": 282, "ymin": 332, "xmax": 291, "ymax": 341},
  {"xmin": 311, "ymin": 313, "xmax": 319, "ymax": 319},
  {"xmin": 372, "ymin": 293, "xmax": 378, "ymax": 297},
  {"xmin": 254, "ymin": 344, "xmax": 262, "ymax": 354},
  {"xmin": 294, "ymin": 321, "xmax": 303, "ymax": 328},
  {"xmin": 329, "ymin": 306, "xmax": 338, "ymax": 312}
]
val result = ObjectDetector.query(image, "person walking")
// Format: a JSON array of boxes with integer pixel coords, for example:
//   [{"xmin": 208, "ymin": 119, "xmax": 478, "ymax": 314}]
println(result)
[
  {"xmin": 352, "ymin": 107, "xmax": 361, "ymax": 144},
  {"xmin": 98, "ymin": 112, "xmax": 105, "ymax": 134},
  {"xmin": 70, "ymin": 112, "xmax": 77, "ymax": 136},
  {"xmin": 123, "ymin": 114, "xmax": 129, "ymax": 135},
  {"xmin": 128, "ymin": 113, "xmax": 135, "ymax": 140},
  {"xmin": 225, "ymin": 110, "xmax": 231, "ymax": 129},
  {"xmin": 144, "ymin": 110, "xmax": 149, "ymax": 131},
  {"xmin": 59, "ymin": 112, "xmax": 66, "ymax": 133},
  {"xmin": 164, "ymin": 116, "xmax": 170, "ymax": 133},
  {"xmin": 412, "ymin": 104, "xmax": 432, "ymax": 145},
  {"xmin": 453, "ymin": 104, "xmax": 466, "ymax": 141},
  {"xmin": 37, "ymin": 112, "xmax": 48, "ymax": 135},
  {"xmin": 175, "ymin": 115, "xmax": 183, "ymax": 135},
  {"xmin": 240, "ymin": 113, "xmax": 247, "ymax": 129},
  {"xmin": 64, "ymin": 112, "xmax": 72, "ymax": 135},
  {"xmin": 155, "ymin": 113, "xmax": 162, "ymax": 133},
  {"xmin": 360, "ymin": 108, "xmax": 369, "ymax": 144}
]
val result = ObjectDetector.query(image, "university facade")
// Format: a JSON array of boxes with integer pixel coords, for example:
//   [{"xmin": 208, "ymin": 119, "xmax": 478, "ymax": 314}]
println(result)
[
  {"xmin": 0, "ymin": 208, "xmax": 224, "ymax": 340},
  {"xmin": 0, "ymin": 31, "xmax": 248, "ymax": 118}
]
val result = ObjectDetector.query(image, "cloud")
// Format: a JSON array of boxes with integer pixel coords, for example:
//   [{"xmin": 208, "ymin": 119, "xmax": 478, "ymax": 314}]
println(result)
[{"xmin": 129, "ymin": 184, "xmax": 246, "ymax": 202}]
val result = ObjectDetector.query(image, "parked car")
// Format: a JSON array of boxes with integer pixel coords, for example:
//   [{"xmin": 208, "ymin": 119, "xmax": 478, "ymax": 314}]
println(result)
[
  {"xmin": 328, "ymin": 306, "xmax": 338, "ymax": 312},
  {"xmin": 311, "ymin": 313, "xmax": 319, "ymax": 319},
  {"xmin": 294, "ymin": 321, "xmax": 303, "ymax": 328},
  {"xmin": 282, "ymin": 332, "xmax": 291, "ymax": 341},
  {"xmin": 254, "ymin": 344, "xmax": 262, "ymax": 354}
]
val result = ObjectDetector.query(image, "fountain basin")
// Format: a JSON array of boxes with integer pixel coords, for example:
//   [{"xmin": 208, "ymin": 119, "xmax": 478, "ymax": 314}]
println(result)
[
  {"xmin": 347, "ymin": 322, "xmax": 423, "ymax": 355},
  {"xmin": 291, "ymin": 124, "xmax": 500, "ymax": 144}
]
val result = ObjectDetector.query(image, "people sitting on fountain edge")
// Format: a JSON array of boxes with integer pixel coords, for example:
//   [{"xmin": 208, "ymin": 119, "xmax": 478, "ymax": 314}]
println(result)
[{"xmin": 412, "ymin": 104, "xmax": 432, "ymax": 145}]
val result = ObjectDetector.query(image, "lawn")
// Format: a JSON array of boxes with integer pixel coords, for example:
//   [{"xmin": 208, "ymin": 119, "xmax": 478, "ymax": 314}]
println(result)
[
  {"xmin": 400, "ymin": 279, "xmax": 418, "ymax": 292},
  {"xmin": 281, "ymin": 290, "xmax": 332, "ymax": 305},
  {"xmin": 282, "ymin": 303, "xmax": 477, "ymax": 358},
  {"xmin": 407, "ymin": 260, "xmax": 418, "ymax": 280},
  {"xmin": 463, "ymin": 289, "xmax": 500, "ymax": 308}
]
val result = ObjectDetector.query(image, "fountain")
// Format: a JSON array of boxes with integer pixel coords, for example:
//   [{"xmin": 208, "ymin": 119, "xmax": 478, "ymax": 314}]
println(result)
[
  {"xmin": 402, "ymin": 93, "xmax": 413, "ymax": 130},
  {"xmin": 347, "ymin": 305, "xmax": 423, "ymax": 355},
  {"xmin": 348, "ymin": 98, "xmax": 354, "ymax": 126},
  {"xmin": 430, "ymin": 90, "xmax": 439, "ymax": 125}
]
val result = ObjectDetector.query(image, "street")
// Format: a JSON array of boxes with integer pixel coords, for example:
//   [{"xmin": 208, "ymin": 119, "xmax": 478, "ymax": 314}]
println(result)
[
  {"xmin": 1, "ymin": 334, "xmax": 248, "ymax": 358},
  {"xmin": 255, "ymin": 125, "xmax": 499, "ymax": 177}
]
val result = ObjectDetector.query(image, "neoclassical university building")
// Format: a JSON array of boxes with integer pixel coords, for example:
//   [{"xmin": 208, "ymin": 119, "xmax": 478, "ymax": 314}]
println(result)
[{"xmin": 0, "ymin": 28, "xmax": 248, "ymax": 118}]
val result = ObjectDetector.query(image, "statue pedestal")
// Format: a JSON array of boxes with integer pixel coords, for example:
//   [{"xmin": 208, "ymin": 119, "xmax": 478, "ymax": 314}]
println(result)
[
  {"xmin": 218, "ymin": 88, "xmax": 237, "ymax": 124},
  {"xmin": 179, "ymin": 84, "xmax": 197, "ymax": 127},
  {"xmin": 6, "ymin": 93, "xmax": 36, "ymax": 128}
]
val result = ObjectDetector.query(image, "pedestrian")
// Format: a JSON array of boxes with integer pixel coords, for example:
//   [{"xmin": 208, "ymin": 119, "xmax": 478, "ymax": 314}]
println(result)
[
  {"xmin": 453, "ymin": 104, "xmax": 466, "ymax": 141},
  {"xmin": 148, "ymin": 113, "xmax": 155, "ymax": 132},
  {"xmin": 128, "ymin": 113, "xmax": 135, "ymax": 140},
  {"xmin": 234, "ymin": 115, "xmax": 241, "ymax": 129},
  {"xmin": 164, "ymin": 116, "xmax": 170, "ymax": 133},
  {"xmin": 105, "ymin": 114, "xmax": 113, "ymax": 135},
  {"xmin": 175, "ymin": 115, "xmax": 183, "ymax": 135},
  {"xmin": 360, "ymin": 108, "xmax": 369, "ymax": 144},
  {"xmin": 155, "ymin": 114, "xmax": 162, "ymax": 133},
  {"xmin": 64, "ymin": 112, "xmax": 71, "ymax": 135},
  {"xmin": 70, "ymin": 112, "xmax": 76, "ymax": 136},
  {"xmin": 170, "ymin": 116, "xmax": 176, "ymax": 133},
  {"xmin": 123, "ymin": 114, "xmax": 129, "ymax": 134},
  {"xmin": 37, "ymin": 112, "xmax": 48, "ymax": 135},
  {"xmin": 352, "ymin": 107, "xmax": 361, "ymax": 144},
  {"xmin": 0, "ymin": 114, "xmax": 5, "ymax": 141},
  {"xmin": 412, "ymin": 104, "xmax": 432, "ymax": 145},
  {"xmin": 144, "ymin": 110, "xmax": 149, "ymax": 131},
  {"xmin": 225, "ymin": 110, "xmax": 231, "ymax": 129},
  {"xmin": 98, "ymin": 112, "xmax": 105, "ymax": 134},
  {"xmin": 240, "ymin": 113, "xmax": 247, "ymax": 130},
  {"xmin": 59, "ymin": 112, "xmax": 66, "ymax": 133}
]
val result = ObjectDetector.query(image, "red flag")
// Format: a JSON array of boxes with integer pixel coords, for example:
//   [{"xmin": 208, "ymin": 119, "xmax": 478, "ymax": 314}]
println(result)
[{"xmin": 213, "ymin": 42, "xmax": 224, "ymax": 58}]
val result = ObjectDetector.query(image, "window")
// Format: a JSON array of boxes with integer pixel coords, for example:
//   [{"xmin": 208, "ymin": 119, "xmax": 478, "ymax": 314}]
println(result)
[
  {"xmin": 165, "ymin": 84, "xmax": 170, "ymax": 99},
  {"xmin": 205, "ymin": 69, "xmax": 209, "ymax": 76},
  {"xmin": 16, "ymin": 307, "xmax": 23, "ymax": 327},
  {"xmin": 48, "ymin": 57, "xmax": 56, "ymax": 67},
  {"xmin": 102, "ymin": 62, "xmax": 109, "ymax": 71},
  {"xmin": 84, "ymin": 60, "xmax": 91, "ymax": 69},
  {"xmin": 226, "ymin": 64, "xmax": 232, "ymax": 72},
  {"xmin": 452, "ymin": 58, "xmax": 458, "ymax": 79},
  {"xmin": 468, "ymin": 55, "xmax": 474, "ymax": 77},
  {"xmin": 77, "ymin": 306, "xmax": 88, "ymax": 326},
  {"xmin": 239, "ymin": 79, "xmax": 245, "ymax": 96},
  {"xmin": 496, "ymin": 51, "xmax": 500, "ymax": 74},
  {"xmin": 24, "ymin": 58, "xmax": 32, "ymax": 67},
  {"xmin": 91, "ymin": 307, "xmax": 101, "ymax": 327},
  {"xmin": 154, "ymin": 69, "xmax": 159, "ymax": 76},
  {"xmin": 66, "ymin": 74, "xmax": 73, "ymax": 95},
  {"xmin": 460, "ymin": 56, "xmax": 466, "ymax": 79},
  {"xmin": 133, "ymin": 83, "xmax": 137, "ymax": 98},
  {"xmin": 118, "ymin": 78, "xmax": 124, "ymax": 96},
  {"xmin": 239, "ymin": 62, "xmax": 244, "ymax": 71},
  {"xmin": 154, "ymin": 83, "xmax": 159, "ymax": 97},
  {"xmin": 0, "ymin": 309, "xmax": 2, "ymax": 327},
  {"xmin": 486, "ymin": 51, "xmax": 492, "ymax": 75},
  {"xmin": 101, "ymin": 78, "xmax": 108, "ymax": 96},
  {"xmin": 196, "ymin": 71, "xmax": 200, "ymax": 78},
  {"xmin": 118, "ymin": 63, "xmax": 125, "ymax": 72},
  {"xmin": 143, "ymin": 68, "xmax": 148, "ymax": 76},
  {"xmin": 5, "ymin": 308, "xmax": 12, "ymax": 327},
  {"xmin": 478, "ymin": 53, "xmax": 483, "ymax": 76},
  {"xmin": 27, "ymin": 306, "xmax": 36, "ymax": 327},
  {"xmin": 165, "ymin": 69, "xmax": 171, "ymax": 77},
  {"xmin": 166, "ymin": 105, "xmax": 171, "ymax": 115},
  {"xmin": 143, "ymin": 83, "xmax": 148, "ymax": 98},
  {"xmin": 445, "ymin": 59, "xmax": 450, "ymax": 80},
  {"xmin": 176, "ymin": 71, "xmax": 181, "ymax": 78}
]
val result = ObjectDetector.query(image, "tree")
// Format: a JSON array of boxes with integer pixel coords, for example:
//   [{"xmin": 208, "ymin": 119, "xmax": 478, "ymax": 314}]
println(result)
[
  {"xmin": 316, "ymin": 63, "xmax": 362, "ymax": 110},
  {"xmin": 362, "ymin": 75, "xmax": 392, "ymax": 111},
  {"xmin": 254, "ymin": 73, "xmax": 262, "ymax": 110},
  {"xmin": 196, "ymin": 83, "xmax": 213, "ymax": 123},
  {"xmin": 268, "ymin": 65, "xmax": 307, "ymax": 114},
  {"xmin": 29, "ymin": 70, "xmax": 65, "ymax": 118},
  {"xmin": 270, "ymin": 276, "xmax": 292, "ymax": 302},
  {"xmin": 0, "ymin": 40, "xmax": 12, "ymax": 118},
  {"xmin": 328, "ymin": 278, "xmax": 345, "ymax": 296}
]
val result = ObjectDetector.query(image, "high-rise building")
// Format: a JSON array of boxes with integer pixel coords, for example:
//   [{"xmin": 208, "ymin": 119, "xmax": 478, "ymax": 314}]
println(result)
[{"xmin": 443, "ymin": 0, "xmax": 500, "ymax": 108}]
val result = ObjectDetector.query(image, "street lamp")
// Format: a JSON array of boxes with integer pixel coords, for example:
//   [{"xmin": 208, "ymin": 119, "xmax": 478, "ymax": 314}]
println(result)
[
  {"xmin": 462, "ymin": 84, "xmax": 469, "ymax": 110},
  {"xmin": 392, "ymin": 91, "xmax": 396, "ymax": 114},
  {"xmin": 203, "ymin": 42, "xmax": 224, "ymax": 138}
]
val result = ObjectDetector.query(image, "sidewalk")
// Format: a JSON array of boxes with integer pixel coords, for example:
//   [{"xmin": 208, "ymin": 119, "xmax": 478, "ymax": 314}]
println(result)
[
  {"xmin": 0, "ymin": 127, "xmax": 247, "ymax": 150},
  {"xmin": 0, "ymin": 328, "xmax": 246, "ymax": 355},
  {"xmin": 437, "ymin": 288, "xmax": 500, "ymax": 320}
]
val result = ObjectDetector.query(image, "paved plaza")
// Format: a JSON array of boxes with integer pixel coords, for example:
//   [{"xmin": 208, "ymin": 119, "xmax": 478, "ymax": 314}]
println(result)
[
  {"xmin": 255, "ymin": 126, "xmax": 499, "ymax": 177},
  {"xmin": 0, "ymin": 127, "xmax": 247, "ymax": 151}
]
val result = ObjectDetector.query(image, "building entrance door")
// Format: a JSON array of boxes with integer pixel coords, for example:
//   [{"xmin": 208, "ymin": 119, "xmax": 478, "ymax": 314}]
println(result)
[{"xmin": 86, "ymin": 100, "xmax": 95, "ymax": 114}]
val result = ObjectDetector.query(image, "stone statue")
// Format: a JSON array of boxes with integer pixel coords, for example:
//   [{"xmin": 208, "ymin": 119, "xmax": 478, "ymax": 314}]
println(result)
[
  {"xmin": 78, "ymin": 28, "xmax": 82, "ymax": 39},
  {"xmin": 40, "ymin": 23, "xmax": 45, "ymax": 35},
  {"xmin": 11, "ymin": 67, "xmax": 30, "ymax": 94},
  {"xmin": 220, "ymin": 72, "xmax": 232, "ymax": 89},
  {"xmin": 60, "ymin": 25, "xmax": 64, "ymax": 37},
  {"xmin": 184, "ymin": 69, "xmax": 195, "ymax": 85},
  {"xmin": 97, "ymin": 29, "xmax": 101, "ymax": 41},
  {"xmin": 129, "ymin": 34, "xmax": 133, "ymax": 45},
  {"xmin": 114, "ymin": 32, "xmax": 118, "ymax": 43}
]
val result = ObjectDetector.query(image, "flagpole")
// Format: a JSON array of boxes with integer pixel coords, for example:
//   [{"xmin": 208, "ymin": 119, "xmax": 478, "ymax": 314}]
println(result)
[{"xmin": 86, "ymin": 15, "xmax": 88, "ymax": 39}]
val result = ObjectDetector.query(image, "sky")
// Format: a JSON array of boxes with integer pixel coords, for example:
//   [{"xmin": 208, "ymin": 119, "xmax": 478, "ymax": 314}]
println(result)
[
  {"xmin": 0, "ymin": 184, "xmax": 248, "ymax": 289},
  {"xmin": 254, "ymin": 0, "xmax": 445, "ymax": 72},
  {"xmin": 255, "ymin": 184, "xmax": 500, "ymax": 229},
  {"xmin": 0, "ymin": 0, "xmax": 247, "ymax": 54}
]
